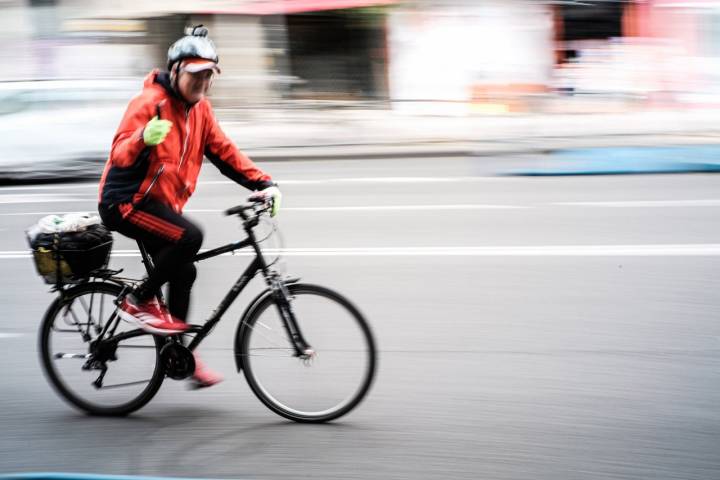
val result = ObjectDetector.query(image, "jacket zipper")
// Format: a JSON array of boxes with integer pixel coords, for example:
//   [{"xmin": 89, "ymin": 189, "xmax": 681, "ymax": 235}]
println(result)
[
  {"xmin": 139, "ymin": 164, "xmax": 164, "ymax": 203},
  {"xmin": 178, "ymin": 107, "xmax": 191, "ymax": 168}
]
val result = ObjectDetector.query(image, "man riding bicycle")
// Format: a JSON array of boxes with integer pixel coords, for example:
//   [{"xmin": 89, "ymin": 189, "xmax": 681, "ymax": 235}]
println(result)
[{"xmin": 98, "ymin": 26, "xmax": 280, "ymax": 388}]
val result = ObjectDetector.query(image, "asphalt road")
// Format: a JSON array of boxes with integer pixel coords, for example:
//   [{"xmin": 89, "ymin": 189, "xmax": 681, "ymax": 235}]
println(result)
[{"xmin": 0, "ymin": 157, "xmax": 719, "ymax": 480}]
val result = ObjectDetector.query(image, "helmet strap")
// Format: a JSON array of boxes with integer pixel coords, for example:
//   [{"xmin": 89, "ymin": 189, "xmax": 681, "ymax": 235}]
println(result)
[{"xmin": 169, "ymin": 62, "xmax": 193, "ymax": 106}]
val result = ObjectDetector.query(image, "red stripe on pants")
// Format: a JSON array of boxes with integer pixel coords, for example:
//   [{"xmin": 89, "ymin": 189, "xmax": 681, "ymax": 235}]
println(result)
[{"xmin": 119, "ymin": 203, "xmax": 184, "ymax": 242}]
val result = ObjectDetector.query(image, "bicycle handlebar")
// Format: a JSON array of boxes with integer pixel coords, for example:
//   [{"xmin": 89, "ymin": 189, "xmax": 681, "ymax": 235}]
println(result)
[
  {"xmin": 224, "ymin": 204, "xmax": 254, "ymax": 216},
  {"xmin": 225, "ymin": 197, "xmax": 271, "ymax": 224}
]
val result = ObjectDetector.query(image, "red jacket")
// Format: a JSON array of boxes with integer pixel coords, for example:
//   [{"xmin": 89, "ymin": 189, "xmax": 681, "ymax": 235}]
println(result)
[{"xmin": 99, "ymin": 70, "xmax": 272, "ymax": 212}]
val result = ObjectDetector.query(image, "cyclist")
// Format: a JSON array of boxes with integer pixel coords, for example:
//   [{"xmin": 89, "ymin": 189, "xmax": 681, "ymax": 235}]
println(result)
[{"xmin": 98, "ymin": 25, "xmax": 280, "ymax": 388}]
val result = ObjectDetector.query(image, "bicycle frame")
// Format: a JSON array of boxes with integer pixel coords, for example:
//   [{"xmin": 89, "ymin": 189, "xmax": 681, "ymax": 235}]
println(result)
[
  {"xmin": 185, "ymin": 235, "xmax": 266, "ymax": 351},
  {"xmin": 95, "ymin": 217, "xmax": 311, "ymax": 358}
]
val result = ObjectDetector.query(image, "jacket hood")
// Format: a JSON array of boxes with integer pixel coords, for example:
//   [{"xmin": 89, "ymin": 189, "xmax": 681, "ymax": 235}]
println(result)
[{"xmin": 142, "ymin": 69, "xmax": 189, "ymax": 105}]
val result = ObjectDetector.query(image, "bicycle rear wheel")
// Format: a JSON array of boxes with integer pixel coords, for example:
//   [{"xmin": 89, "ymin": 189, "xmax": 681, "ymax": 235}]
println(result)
[
  {"xmin": 39, "ymin": 281, "xmax": 164, "ymax": 416},
  {"xmin": 238, "ymin": 283, "xmax": 376, "ymax": 423}
]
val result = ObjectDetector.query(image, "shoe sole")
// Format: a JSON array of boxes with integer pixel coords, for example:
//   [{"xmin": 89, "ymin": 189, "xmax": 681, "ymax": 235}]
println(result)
[
  {"xmin": 117, "ymin": 310, "xmax": 187, "ymax": 336},
  {"xmin": 188, "ymin": 379, "xmax": 223, "ymax": 390}
]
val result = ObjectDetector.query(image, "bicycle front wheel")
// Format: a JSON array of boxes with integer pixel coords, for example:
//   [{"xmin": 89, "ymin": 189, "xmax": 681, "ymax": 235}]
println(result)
[
  {"xmin": 39, "ymin": 281, "xmax": 164, "ymax": 416},
  {"xmin": 238, "ymin": 283, "xmax": 377, "ymax": 423}
]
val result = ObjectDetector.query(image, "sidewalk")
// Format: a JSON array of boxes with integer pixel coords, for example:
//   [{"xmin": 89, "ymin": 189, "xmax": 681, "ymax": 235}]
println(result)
[{"xmin": 216, "ymin": 107, "xmax": 720, "ymax": 161}]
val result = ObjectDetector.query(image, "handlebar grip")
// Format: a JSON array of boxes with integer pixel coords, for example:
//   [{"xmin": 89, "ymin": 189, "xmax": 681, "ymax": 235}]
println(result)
[
  {"xmin": 225, "ymin": 205, "xmax": 247, "ymax": 216},
  {"xmin": 225, "ymin": 199, "xmax": 271, "ymax": 217}
]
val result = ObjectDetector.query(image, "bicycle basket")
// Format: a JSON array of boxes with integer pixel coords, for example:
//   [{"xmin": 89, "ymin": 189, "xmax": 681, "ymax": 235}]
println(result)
[{"xmin": 29, "ymin": 224, "xmax": 113, "ymax": 285}]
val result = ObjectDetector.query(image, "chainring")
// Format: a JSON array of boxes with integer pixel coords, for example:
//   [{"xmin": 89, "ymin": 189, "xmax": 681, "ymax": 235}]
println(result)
[{"xmin": 160, "ymin": 342, "xmax": 195, "ymax": 380}]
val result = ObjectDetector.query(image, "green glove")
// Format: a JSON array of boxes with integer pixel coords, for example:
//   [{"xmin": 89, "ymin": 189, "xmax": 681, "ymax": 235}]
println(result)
[
  {"xmin": 250, "ymin": 186, "xmax": 282, "ymax": 217},
  {"xmin": 143, "ymin": 116, "xmax": 172, "ymax": 146},
  {"xmin": 265, "ymin": 186, "xmax": 282, "ymax": 217}
]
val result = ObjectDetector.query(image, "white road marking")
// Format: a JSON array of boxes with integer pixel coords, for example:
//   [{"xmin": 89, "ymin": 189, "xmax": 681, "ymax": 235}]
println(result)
[
  {"xmin": 0, "ymin": 252, "xmax": 29, "ymax": 258},
  {"xmin": 198, "ymin": 177, "xmax": 504, "ymax": 186},
  {"xmin": 0, "ymin": 333, "xmax": 24, "ymax": 339},
  {"xmin": 0, "ymin": 194, "xmax": 94, "ymax": 204},
  {"xmin": 5, "ymin": 198, "xmax": 720, "ymax": 216},
  {"xmin": 0, "ymin": 204, "xmax": 526, "ymax": 216},
  {"xmin": 0, "ymin": 183, "xmax": 98, "ymax": 191},
  {"xmin": 284, "ymin": 204, "xmax": 527, "ymax": 211},
  {"xmin": 3, "ymin": 244, "xmax": 720, "ymax": 258},
  {"xmin": 0, "ymin": 177, "xmax": 499, "ymax": 192},
  {"xmin": 554, "ymin": 199, "xmax": 720, "ymax": 208},
  {"xmin": 0, "ymin": 211, "xmax": 93, "ymax": 216}
]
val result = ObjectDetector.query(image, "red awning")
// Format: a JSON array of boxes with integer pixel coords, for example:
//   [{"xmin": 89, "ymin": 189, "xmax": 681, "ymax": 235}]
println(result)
[{"xmin": 200, "ymin": 0, "xmax": 400, "ymax": 15}]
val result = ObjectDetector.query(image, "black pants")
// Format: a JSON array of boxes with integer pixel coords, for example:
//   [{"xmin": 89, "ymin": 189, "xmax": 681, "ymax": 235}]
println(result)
[{"xmin": 99, "ymin": 201, "xmax": 203, "ymax": 322}]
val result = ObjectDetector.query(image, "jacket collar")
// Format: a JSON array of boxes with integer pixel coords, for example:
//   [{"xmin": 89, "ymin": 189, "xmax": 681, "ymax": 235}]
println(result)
[
  {"xmin": 154, "ymin": 70, "xmax": 190, "ymax": 105},
  {"xmin": 146, "ymin": 69, "xmax": 200, "ymax": 109}
]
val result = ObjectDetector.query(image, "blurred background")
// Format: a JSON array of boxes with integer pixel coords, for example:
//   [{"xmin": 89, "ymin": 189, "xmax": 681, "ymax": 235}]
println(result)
[
  {"xmin": 4, "ymin": 0, "xmax": 720, "ymax": 109},
  {"xmin": 3, "ymin": 0, "xmax": 720, "ymax": 179},
  {"xmin": 5, "ymin": 0, "xmax": 720, "ymax": 107},
  {"xmin": 1, "ymin": 2, "xmax": 720, "ymax": 479}
]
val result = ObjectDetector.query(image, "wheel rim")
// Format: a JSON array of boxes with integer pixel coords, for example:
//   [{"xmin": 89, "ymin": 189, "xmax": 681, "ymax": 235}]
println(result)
[
  {"xmin": 243, "ymin": 287, "xmax": 375, "ymax": 420},
  {"xmin": 43, "ymin": 285, "xmax": 161, "ymax": 412}
]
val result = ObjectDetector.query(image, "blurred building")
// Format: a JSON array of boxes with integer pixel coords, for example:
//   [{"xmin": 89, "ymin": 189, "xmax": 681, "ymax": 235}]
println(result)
[
  {"xmin": 3, "ymin": 0, "xmax": 720, "ymax": 113},
  {"xmin": 0, "ymin": 0, "xmax": 397, "ymax": 107},
  {"xmin": 392, "ymin": 0, "xmax": 720, "ymax": 113},
  {"xmin": 388, "ymin": 0, "xmax": 554, "ymax": 114},
  {"xmin": 553, "ymin": 0, "xmax": 720, "ymax": 109}
]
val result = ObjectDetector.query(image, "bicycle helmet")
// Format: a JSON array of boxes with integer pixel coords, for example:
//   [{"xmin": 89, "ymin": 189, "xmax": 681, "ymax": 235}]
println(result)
[{"xmin": 167, "ymin": 25, "xmax": 219, "ymax": 72}]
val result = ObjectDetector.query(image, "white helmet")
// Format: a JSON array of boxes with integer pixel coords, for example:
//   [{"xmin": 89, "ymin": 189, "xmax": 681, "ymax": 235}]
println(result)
[{"xmin": 167, "ymin": 25, "xmax": 219, "ymax": 70}]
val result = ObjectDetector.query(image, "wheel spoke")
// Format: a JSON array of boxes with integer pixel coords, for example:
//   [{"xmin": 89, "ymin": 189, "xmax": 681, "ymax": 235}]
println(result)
[
  {"xmin": 52, "ymin": 327, "xmax": 91, "ymax": 333},
  {"xmin": 244, "ymin": 321, "xmax": 292, "ymax": 350},
  {"xmin": 54, "ymin": 353, "xmax": 92, "ymax": 360},
  {"xmin": 80, "ymin": 295, "xmax": 98, "ymax": 336},
  {"xmin": 240, "ymin": 284, "xmax": 376, "ymax": 422},
  {"xmin": 61, "ymin": 300, "xmax": 79, "ymax": 328},
  {"xmin": 97, "ymin": 292, "xmax": 105, "ymax": 334},
  {"xmin": 247, "ymin": 347, "xmax": 294, "ymax": 351},
  {"xmin": 98, "ymin": 379, "xmax": 154, "ymax": 390},
  {"xmin": 239, "ymin": 350, "xmax": 295, "ymax": 358},
  {"xmin": 41, "ymin": 282, "xmax": 164, "ymax": 415}
]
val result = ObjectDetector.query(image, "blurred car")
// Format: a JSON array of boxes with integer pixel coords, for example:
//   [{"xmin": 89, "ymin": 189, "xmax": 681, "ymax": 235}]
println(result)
[{"xmin": 0, "ymin": 79, "xmax": 140, "ymax": 183}]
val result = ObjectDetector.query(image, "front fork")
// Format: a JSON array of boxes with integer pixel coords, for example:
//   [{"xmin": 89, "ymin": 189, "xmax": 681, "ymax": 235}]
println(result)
[{"xmin": 269, "ymin": 277, "xmax": 314, "ymax": 358}]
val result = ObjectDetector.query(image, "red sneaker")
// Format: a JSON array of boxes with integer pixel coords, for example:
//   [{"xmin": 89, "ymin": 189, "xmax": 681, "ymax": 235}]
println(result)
[
  {"xmin": 189, "ymin": 354, "xmax": 223, "ymax": 389},
  {"xmin": 118, "ymin": 296, "xmax": 189, "ymax": 336}
]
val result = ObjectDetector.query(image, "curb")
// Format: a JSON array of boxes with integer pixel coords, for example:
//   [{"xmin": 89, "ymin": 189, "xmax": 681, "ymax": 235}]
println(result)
[
  {"xmin": 243, "ymin": 135, "xmax": 720, "ymax": 162},
  {"xmin": 245, "ymin": 144, "xmax": 476, "ymax": 161},
  {"xmin": 4, "ymin": 138, "xmax": 720, "ymax": 184}
]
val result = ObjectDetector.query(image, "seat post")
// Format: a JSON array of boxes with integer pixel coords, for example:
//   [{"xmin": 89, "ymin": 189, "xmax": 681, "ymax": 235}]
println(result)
[
  {"xmin": 136, "ymin": 240, "xmax": 155, "ymax": 276},
  {"xmin": 136, "ymin": 240, "xmax": 166, "ymax": 303}
]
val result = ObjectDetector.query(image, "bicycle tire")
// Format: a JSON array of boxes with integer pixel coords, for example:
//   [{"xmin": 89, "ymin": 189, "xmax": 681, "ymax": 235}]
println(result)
[
  {"xmin": 237, "ymin": 283, "xmax": 376, "ymax": 423},
  {"xmin": 39, "ymin": 281, "xmax": 165, "ymax": 416}
]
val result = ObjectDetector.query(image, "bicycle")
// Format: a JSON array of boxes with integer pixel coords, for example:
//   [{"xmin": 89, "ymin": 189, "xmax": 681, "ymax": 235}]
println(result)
[{"xmin": 38, "ymin": 199, "xmax": 377, "ymax": 423}]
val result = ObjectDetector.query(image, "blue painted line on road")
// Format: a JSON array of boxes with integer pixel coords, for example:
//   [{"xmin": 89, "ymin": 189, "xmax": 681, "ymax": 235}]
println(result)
[
  {"xmin": 510, "ymin": 145, "xmax": 720, "ymax": 176},
  {"xmin": 0, "ymin": 474, "xmax": 223, "ymax": 480}
]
